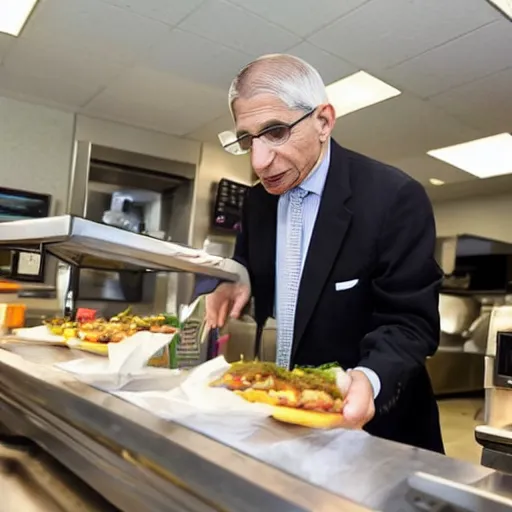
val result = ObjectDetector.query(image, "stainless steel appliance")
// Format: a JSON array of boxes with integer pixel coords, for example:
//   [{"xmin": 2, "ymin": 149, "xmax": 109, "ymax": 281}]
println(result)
[
  {"xmin": 67, "ymin": 143, "xmax": 197, "ymax": 317},
  {"xmin": 475, "ymin": 304, "xmax": 512, "ymax": 474},
  {"xmin": 427, "ymin": 293, "xmax": 486, "ymax": 395},
  {"xmin": 430, "ymin": 234, "xmax": 512, "ymax": 396}
]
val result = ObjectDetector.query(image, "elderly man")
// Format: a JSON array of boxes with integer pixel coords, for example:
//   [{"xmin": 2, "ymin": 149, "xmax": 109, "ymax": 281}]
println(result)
[{"xmin": 206, "ymin": 54, "xmax": 444, "ymax": 453}]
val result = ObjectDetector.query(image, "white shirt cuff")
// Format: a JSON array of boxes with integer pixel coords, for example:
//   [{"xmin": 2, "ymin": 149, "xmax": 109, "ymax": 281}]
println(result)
[{"xmin": 352, "ymin": 366, "xmax": 381, "ymax": 399}]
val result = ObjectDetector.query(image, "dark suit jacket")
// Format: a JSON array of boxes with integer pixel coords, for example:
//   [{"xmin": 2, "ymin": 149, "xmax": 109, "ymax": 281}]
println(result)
[{"xmin": 233, "ymin": 140, "xmax": 444, "ymax": 453}]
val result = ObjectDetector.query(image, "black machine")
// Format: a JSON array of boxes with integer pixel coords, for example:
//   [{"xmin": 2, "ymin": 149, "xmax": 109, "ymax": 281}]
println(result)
[
  {"xmin": 440, "ymin": 234, "xmax": 512, "ymax": 294},
  {"xmin": 212, "ymin": 178, "xmax": 250, "ymax": 232}
]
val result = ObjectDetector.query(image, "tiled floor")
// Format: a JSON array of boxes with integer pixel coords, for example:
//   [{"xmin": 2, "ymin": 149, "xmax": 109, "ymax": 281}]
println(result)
[{"xmin": 438, "ymin": 397, "xmax": 484, "ymax": 465}]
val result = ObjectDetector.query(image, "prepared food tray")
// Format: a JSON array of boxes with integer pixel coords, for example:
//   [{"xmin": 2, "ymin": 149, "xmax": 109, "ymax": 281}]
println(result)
[{"xmin": 13, "ymin": 307, "xmax": 180, "ymax": 367}]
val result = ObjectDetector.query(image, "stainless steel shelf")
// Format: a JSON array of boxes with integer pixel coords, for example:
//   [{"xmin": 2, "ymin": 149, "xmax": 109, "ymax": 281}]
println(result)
[{"xmin": 0, "ymin": 215, "xmax": 238, "ymax": 281}]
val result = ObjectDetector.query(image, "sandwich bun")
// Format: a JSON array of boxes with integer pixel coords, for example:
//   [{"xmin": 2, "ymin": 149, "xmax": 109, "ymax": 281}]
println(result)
[
  {"xmin": 234, "ymin": 389, "xmax": 346, "ymax": 429},
  {"xmin": 271, "ymin": 406, "xmax": 346, "ymax": 429}
]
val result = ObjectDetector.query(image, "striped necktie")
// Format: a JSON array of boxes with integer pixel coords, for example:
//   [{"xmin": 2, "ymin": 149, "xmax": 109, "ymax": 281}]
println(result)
[{"xmin": 276, "ymin": 187, "xmax": 308, "ymax": 369}]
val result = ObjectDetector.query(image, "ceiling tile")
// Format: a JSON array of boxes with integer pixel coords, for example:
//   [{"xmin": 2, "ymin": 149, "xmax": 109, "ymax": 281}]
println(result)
[
  {"xmin": 225, "ymin": 0, "xmax": 371, "ymax": 38},
  {"xmin": 82, "ymin": 66, "xmax": 228, "ymax": 134},
  {"xmin": 332, "ymin": 93, "xmax": 483, "ymax": 162},
  {"xmin": 0, "ymin": 66, "xmax": 104, "ymax": 108},
  {"xmin": 308, "ymin": 0, "xmax": 501, "ymax": 71},
  {"xmin": 428, "ymin": 174, "xmax": 512, "ymax": 203},
  {"xmin": 179, "ymin": 0, "xmax": 301, "ymax": 56},
  {"xmin": 429, "ymin": 67, "xmax": 512, "ymax": 134},
  {"xmin": 382, "ymin": 20, "xmax": 512, "ymax": 98},
  {"xmin": 147, "ymin": 28, "xmax": 250, "ymax": 89},
  {"xmin": 286, "ymin": 42, "xmax": 357, "ymax": 85},
  {"xmin": 82, "ymin": 99, "xmax": 226, "ymax": 136},
  {"xmin": 387, "ymin": 154, "xmax": 475, "ymax": 186},
  {"xmin": 186, "ymin": 114, "xmax": 234, "ymax": 144},
  {"xmin": 22, "ymin": 0, "xmax": 171, "ymax": 65},
  {"xmin": 0, "ymin": 34, "xmax": 15, "ymax": 63},
  {"xmin": 98, "ymin": 0, "xmax": 205, "ymax": 25},
  {"xmin": 2, "ymin": 38, "xmax": 125, "ymax": 105},
  {"xmin": 84, "ymin": 66, "xmax": 226, "ymax": 111}
]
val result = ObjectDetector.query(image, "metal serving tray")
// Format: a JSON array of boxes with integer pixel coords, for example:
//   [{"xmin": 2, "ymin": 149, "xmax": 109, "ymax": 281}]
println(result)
[{"xmin": 0, "ymin": 215, "xmax": 237, "ymax": 281}]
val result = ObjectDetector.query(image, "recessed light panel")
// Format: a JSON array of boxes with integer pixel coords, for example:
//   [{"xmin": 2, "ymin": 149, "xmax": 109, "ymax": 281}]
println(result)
[
  {"xmin": 429, "ymin": 178, "xmax": 445, "ymax": 186},
  {"xmin": 0, "ymin": 0, "xmax": 39, "ymax": 37},
  {"xmin": 427, "ymin": 133, "xmax": 512, "ymax": 178},
  {"xmin": 326, "ymin": 71, "xmax": 401, "ymax": 118},
  {"xmin": 486, "ymin": 0, "xmax": 512, "ymax": 20}
]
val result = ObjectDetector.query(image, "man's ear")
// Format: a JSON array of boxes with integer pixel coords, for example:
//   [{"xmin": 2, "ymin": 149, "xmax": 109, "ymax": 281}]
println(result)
[{"xmin": 316, "ymin": 103, "xmax": 336, "ymax": 140}]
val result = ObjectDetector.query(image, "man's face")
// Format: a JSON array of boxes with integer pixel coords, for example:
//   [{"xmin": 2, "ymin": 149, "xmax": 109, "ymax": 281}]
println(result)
[{"xmin": 232, "ymin": 94, "xmax": 334, "ymax": 195}]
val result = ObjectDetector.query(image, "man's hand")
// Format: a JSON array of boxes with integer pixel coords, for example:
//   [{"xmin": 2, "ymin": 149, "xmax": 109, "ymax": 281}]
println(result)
[
  {"xmin": 205, "ymin": 282, "xmax": 251, "ymax": 329},
  {"xmin": 336, "ymin": 369, "xmax": 375, "ymax": 429}
]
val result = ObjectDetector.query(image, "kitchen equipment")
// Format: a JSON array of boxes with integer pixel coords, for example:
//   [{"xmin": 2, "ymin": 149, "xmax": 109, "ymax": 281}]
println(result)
[{"xmin": 475, "ymin": 304, "xmax": 512, "ymax": 474}]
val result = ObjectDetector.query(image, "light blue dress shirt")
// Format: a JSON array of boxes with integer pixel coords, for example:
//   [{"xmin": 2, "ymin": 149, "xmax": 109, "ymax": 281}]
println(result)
[{"xmin": 275, "ymin": 141, "xmax": 381, "ymax": 398}]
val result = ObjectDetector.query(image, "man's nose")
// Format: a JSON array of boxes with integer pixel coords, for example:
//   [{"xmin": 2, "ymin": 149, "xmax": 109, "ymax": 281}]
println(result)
[{"xmin": 251, "ymin": 138, "xmax": 274, "ymax": 172}]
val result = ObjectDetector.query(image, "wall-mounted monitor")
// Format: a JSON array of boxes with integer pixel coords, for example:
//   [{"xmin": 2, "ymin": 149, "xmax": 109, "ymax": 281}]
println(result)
[
  {"xmin": 0, "ymin": 186, "xmax": 50, "ymax": 222},
  {"xmin": 0, "ymin": 186, "xmax": 51, "ymax": 282}
]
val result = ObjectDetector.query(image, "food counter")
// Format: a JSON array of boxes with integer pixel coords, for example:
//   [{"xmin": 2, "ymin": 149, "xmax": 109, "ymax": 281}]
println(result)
[
  {"xmin": 1, "ymin": 342, "xmax": 512, "ymax": 512},
  {"xmin": 1, "ymin": 216, "xmax": 512, "ymax": 511}
]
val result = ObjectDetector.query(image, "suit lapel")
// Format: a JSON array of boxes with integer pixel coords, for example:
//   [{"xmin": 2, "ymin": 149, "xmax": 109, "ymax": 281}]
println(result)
[
  {"xmin": 251, "ymin": 186, "xmax": 279, "ymax": 321},
  {"xmin": 292, "ymin": 142, "xmax": 353, "ymax": 358}
]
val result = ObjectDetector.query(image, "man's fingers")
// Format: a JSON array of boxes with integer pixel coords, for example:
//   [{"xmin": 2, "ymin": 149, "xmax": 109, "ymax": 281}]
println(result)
[
  {"xmin": 205, "ymin": 294, "xmax": 221, "ymax": 329},
  {"xmin": 334, "ymin": 368, "xmax": 351, "ymax": 397},
  {"xmin": 229, "ymin": 285, "xmax": 250, "ymax": 319},
  {"xmin": 341, "ymin": 371, "xmax": 375, "ymax": 429},
  {"xmin": 217, "ymin": 299, "xmax": 230, "ymax": 328}
]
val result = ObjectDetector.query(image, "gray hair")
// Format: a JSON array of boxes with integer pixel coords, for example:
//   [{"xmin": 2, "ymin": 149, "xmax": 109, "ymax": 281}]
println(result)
[{"xmin": 228, "ymin": 54, "xmax": 328, "ymax": 117}]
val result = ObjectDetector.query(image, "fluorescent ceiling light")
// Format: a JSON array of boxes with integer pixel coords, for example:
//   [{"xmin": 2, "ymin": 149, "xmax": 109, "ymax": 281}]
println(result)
[
  {"xmin": 427, "ymin": 133, "xmax": 512, "ymax": 178},
  {"xmin": 429, "ymin": 178, "xmax": 445, "ymax": 186},
  {"xmin": 0, "ymin": 0, "xmax": 39, "ymax": 37},
  {"xmin": 486, "ymin": 0, "xmax": 512, "ymax": 20},
  {"xmin": 326, "ymin": 71, "xmax": 401, "ymax": 118}
]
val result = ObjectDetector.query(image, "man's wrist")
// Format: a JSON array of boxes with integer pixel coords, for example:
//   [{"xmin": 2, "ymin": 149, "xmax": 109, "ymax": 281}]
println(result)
[
  {"xmin": 351, "ymin": 366, "xmax": 381, "ymax": 399},
  {"xmin": 219, "ymin": 259, "xmax": 251, "ymax": 290}
]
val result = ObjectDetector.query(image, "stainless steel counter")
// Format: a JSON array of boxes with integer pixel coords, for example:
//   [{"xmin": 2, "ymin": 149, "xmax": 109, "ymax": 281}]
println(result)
[
  {"xmin": 0, "ymin": 437, "xmax": 117, "ymax": 512},
  {"xmin": 0, "ymin": 342, "xmax": 511, "ymax": 512}
]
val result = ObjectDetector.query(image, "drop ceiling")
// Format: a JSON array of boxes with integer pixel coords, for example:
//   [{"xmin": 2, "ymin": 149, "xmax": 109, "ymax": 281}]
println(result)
[{"xmin": 0, "ymin": 0, "xmax": 511, "ymax": 197}]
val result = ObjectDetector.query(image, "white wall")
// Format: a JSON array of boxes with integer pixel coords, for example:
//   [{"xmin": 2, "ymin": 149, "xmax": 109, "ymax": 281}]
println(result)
[
  {"xmin": 0, "ymin": 96, "xmax": 75, "ymax": 214},
  {"xmin": 75, "ymin": 115, "xmax": 200, "ymax": 165},
  {"xmin": 433, "ymin": 193, "xmax": 512, "ymax": 243},
  {"xmin": 190, "ymin": 143, "xmax": 253, "ymax": 249}
]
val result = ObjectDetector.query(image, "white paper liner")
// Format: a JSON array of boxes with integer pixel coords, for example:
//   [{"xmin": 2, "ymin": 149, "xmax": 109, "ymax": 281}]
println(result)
[
  {"xmin": 56, "ymin": 331, "xmax": 179, "ymax": 390},
  {"xmin": 12, "ymin": 325, "xmax": 65, "ymax": 343}
]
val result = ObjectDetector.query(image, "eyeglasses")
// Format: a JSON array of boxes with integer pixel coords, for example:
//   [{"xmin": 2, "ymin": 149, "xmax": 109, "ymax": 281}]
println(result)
[{"xmin": 220, "ymin": 109, "xmax": 315, "ymax": 155}]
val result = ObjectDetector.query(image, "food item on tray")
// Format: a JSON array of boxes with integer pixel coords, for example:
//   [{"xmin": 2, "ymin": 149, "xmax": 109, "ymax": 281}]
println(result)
[
  {"xmin": 43, "ymin": 307, "xmax": 178, "ymax": 344},
  {"xmin": 42, "ymin": 316, "xmax": 79, "ymax": 339},
  {"xmin": 210, "ymin": 361, "xmax": 346, "ymax": 429}
]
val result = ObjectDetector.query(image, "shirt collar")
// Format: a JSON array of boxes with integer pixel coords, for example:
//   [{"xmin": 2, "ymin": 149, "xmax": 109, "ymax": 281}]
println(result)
[{"xmin": 298, "ymin": 139, "xmax": 331, "ymax": 197}]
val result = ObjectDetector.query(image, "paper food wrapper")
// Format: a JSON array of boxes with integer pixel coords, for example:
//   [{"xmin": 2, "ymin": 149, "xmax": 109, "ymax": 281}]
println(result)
[
  {"xmin": 56, "ymin": 331, "xmax": 179, "ymax": 390},
  {"xmin": 11, "ymin": 325, "xmax": 66, "ymax": 344},
  {"xmin": 117, "ymin": 356, "xmax": 273, "ymax": 420}
]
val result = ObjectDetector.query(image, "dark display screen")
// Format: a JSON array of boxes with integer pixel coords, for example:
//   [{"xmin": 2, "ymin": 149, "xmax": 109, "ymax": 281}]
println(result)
[
  {"xmin": 0, "ymin": 186, "xmax": 50, "ymax": 222},
  {"xmin": 497, "ymin": 332, "xmax": 512, "ymax": 380},
  {"xmin": 0, "ymin": 187, "xmax": 50, "ymax": 282},
  {"xmin": 212, "ymin": 179, "xmax": 249, "ymax": 232}
]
